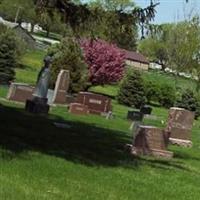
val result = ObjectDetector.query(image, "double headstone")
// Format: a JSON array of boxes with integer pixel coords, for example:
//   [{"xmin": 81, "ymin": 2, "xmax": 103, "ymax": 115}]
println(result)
[
  {"xmin": 166, "ymin": 107, "xmax": 194, "ymax": 147},
  {"xmin": 7, "ymin": 83, "xmax": 34, "ymax": 103},
  {"xmin": 71, "ymin": 92, "xmax": 112, "ymax": 116},
  {"xmin": 131, "ymin": 125, "xmax": 173, "ymax": 158}
]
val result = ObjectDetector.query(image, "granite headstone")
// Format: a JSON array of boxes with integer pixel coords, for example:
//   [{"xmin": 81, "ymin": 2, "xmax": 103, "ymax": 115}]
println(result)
[
  {"xmin": 166, "ymin": 107, "xmax": 194, "ymax": 147},
  {"xmin": 7, "ymin": 83, "xmax": 34, "ymax": 103},
  {"xmin": 52, "ymin": 70, "xmax": 70, "ymax": 104},
  {"xmin": 131, "ymin": 125, "xmax": 173, "ymax": 158}
]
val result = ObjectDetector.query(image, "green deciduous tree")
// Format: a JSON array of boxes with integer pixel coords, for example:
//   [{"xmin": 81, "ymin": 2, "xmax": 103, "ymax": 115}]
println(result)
[
  {"xmin": 176, "ymin": 89, "xmax": 200, "ymax": 119},
  {"xmin": 0, "ymin": 0, "xmax": 37, "ymax": 27},
  {"xmin": 87, "ymin": 0, "xmax": 138, "ymax": 50},
  {"xmin": 186, "ymin": 17, "xmax": 200, "ymax": 91},
  {"xmin": 138, "ymin": 24, "xmax": 172, "ymax": 71},
  {"xmin": 48, "ymin": 37, "xmax": 89, "ymax": 93}
]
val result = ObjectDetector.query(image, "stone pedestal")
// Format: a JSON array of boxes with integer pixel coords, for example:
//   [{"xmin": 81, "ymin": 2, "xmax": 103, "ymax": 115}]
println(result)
[
  {"xmin": 131, "ymin": 125, "xmax": 173, "ymax": 158},
  {"xmin": 166, "ymin": 107, "xmax": 194, "ymax": 147},
  {"xmin": 25, "ymin": 97, "xmax": 49, "ymax": 114},
  {"xmin": 52, "ymin": 70, "xmax": 70, "ymax": 104}
]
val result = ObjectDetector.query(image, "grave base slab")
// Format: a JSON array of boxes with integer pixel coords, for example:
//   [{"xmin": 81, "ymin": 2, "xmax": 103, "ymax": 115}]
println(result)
[
  {"xmin": 127, "ymin": 144, "xmax": 173, "ymax": 159},
  {"xmin": 169, "ymin": 138, "xmax": 192, "ymax": 147}
]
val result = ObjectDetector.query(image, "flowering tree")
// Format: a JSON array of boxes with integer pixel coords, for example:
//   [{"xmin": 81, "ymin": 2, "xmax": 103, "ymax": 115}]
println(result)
[{"xmin": 81, "ymin": 39, "xmax": 125, "ymax": 85}]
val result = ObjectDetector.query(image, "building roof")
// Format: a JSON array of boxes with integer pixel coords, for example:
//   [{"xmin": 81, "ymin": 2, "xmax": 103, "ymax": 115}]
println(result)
[{"xmin": 125, "ymin": 50, "xmax": 149, "ymax": 64}]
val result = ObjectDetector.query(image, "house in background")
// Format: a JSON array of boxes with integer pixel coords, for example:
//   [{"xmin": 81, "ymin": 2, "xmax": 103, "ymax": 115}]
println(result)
[
  {"xmin": 0, "ymin": 17, "xmax": 36, "ymax": 49},
  {"xmin": 124, "ymin": 50, "xmax": 149, "ymax": 70}
]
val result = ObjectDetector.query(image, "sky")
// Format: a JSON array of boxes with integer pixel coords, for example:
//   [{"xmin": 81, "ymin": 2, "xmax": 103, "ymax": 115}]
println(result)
[{"xmin": 135, "ymin": 0, "xmax": 200, "ymax": 24}]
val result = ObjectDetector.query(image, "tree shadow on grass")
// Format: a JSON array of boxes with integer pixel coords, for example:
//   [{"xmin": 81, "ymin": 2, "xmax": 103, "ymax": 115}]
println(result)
[
  {"xmin": 0, "ymin": 104, "xmax": 192, "ymax": 171},
  {"xmin": 173, "ymin": 150, "xmax": 200, "ymax": 162}
]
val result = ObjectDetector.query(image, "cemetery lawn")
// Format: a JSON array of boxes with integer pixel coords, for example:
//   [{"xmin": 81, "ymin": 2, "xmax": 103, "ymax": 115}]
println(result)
[
  {"xmin": 1, "ymin": 98, "xmax": 200, "ymax": 200},
  {"xmin": 16, "ymin": 50, "xmax": 46, "ymax": 85},
  {"xmin": 1, "ymin": 51, "xmax": 200, "ymax": 199}
]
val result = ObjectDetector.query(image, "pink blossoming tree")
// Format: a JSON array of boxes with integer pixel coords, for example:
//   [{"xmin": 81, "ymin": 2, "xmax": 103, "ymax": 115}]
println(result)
[{"xmin": 81, "ymin": 39, "xmax": 125, "ymax": 85}]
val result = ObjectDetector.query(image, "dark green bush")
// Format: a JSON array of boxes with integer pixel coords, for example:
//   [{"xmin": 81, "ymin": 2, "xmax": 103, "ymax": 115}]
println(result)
[
  {"xmin": 176, "ymin": 89, "xmax": 200, "ymax": 119},
  {"xmin": 0, "ymin": 25, "xmax": 24, "ymax": 84},
  {"xmin": 48, "ymin": 37, "xmax": 89, "ymax": 93},
  {"xmin": 117, "ymin": 68, "xmax": 146, "ymax": 109},
  {"xmin": 144, "ymin": 79, "xmax": 176, "ymax": 108},
  {"xmin": 158, "ymin": 84, "xmax": 176, "ymax": 108},
  {"xmin": 144, "ymin": 80, "xmax": 161, "ymax": 103}
]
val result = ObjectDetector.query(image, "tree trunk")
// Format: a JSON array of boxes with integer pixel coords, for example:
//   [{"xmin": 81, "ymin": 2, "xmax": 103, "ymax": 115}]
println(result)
[
  {"xmin": 196, "ymin": 76, "xmax": 200, "ymax": 92},
  {"xmin": 30, "ymin": 23, "xmax": 35, "ymax": 33},
  {"xmin": 161, "ymin": 64, "xmax": 166, "ymax": 71},
  {"xmin": 46, "ymin": 29, "xmax": 50, "ymax": 38},
  {"xmin": 174, "ymin": 71, "xmax": 178, "ymax": 90}
]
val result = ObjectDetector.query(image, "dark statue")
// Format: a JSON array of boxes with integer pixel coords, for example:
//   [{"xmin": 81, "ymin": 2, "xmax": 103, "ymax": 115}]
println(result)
[
  {"xmin": 33, "ymin": 55, "xmax": 53, "ymax": 99},
  {"xmin": 25, "ymin": 54, "xmax": 53, "ymax": 114}
]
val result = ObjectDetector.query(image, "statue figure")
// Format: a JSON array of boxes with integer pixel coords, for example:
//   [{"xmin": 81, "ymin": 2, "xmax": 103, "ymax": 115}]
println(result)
[
  {"xmin": 25, "ymin": 54, "xmax": 53, "ymax": 114},
  {"xmin": 33, "ymin": 55, "xmax": 53, "ymax": 99}
]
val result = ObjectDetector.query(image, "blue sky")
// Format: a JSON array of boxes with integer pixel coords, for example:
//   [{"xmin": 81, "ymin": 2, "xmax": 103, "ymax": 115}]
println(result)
[{"xmin": 135, "ymin": 0, "xmax": 200, "ymax": 24}]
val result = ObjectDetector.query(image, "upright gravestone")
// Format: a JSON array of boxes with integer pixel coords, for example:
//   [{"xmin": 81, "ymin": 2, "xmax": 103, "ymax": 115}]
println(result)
[
  {"xmin": 166, "ymin": 107, "xmax": 194, "ymax": 147},
  {"xmin": 140, "ymin": 105, "xmax": 152, "ymax": 115},
  {"xmin": 7, "ymin": 83, "xmax": 34, "ymax": 103},
  {"xmin": 131, "ymin": 125, "xmax": 173, "ymax": 158},
  {"xmin": 52, "ymin": 70, "xmax": 70, "ymax": 104}
]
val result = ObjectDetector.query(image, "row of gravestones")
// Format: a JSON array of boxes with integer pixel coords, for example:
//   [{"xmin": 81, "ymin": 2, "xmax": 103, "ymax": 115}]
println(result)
[
  {"xmin": 7, "ymin": 70, "xmax": 70, "ymax": 105},
  {"xmin": 128, "ymin": 107, "xmax": 194, "ymax": 159},
  {"xmin": 7, "ymin": 70, "xmax": 113, "ymax": 116},
  {"xmin": 7, "ymin": 69, "xmax": 195, "ymax": 159}
]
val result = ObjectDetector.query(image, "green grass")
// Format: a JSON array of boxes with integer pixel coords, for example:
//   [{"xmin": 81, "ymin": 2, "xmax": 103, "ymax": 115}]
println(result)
[
  {"xmin": 143, "ymin": 70, "xmax": 197, "ymax": 91},
  {"xmin": 89, "ymin": 85, "xmax": 119, "ymax": 98},
  {"xmin": 89, "ymin": 70, "xmax": 198, "ymax": 99},
  {"xmin": 1, "ymin": 98, "xmax": 200, "ymax": 199},
  {"xmin": 1, "ymin": 52, "xmax": 200, "ymax": 199},
  {"xmin": 32, "ymin": 31, "xmax": 62, "ymax": 41},
  {"xmin": 0, "ymin": 86, "xmax": 8, "ymax": 98},
  {"xmin": 15, "ymin": 50, "xmax": 46, "ymax": 85}
]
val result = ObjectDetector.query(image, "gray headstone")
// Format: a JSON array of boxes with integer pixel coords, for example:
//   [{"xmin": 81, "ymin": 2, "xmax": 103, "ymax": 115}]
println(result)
[{"xmin": 52, "ymin": 70, "xmax": 70, "ymax": 104}]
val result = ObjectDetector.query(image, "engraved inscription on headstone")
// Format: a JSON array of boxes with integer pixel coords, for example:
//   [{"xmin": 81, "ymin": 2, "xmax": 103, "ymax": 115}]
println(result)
[
  {"xmin": 75, "ymin": 92, "xmax": 112, "ymax": 115},
  {"xmin": 69, "ymin": 103, "xmax": 89, "ymax": 115}
]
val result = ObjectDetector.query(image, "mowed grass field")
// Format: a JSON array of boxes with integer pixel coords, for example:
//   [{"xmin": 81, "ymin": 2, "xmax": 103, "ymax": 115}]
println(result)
[
  {"xmin": 0, "ymin": 50, "xmax": 200, "ymax": 199},
  {"xmin": 16, "ymin": 50, "xmax": 46, "ymax": 84}
]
